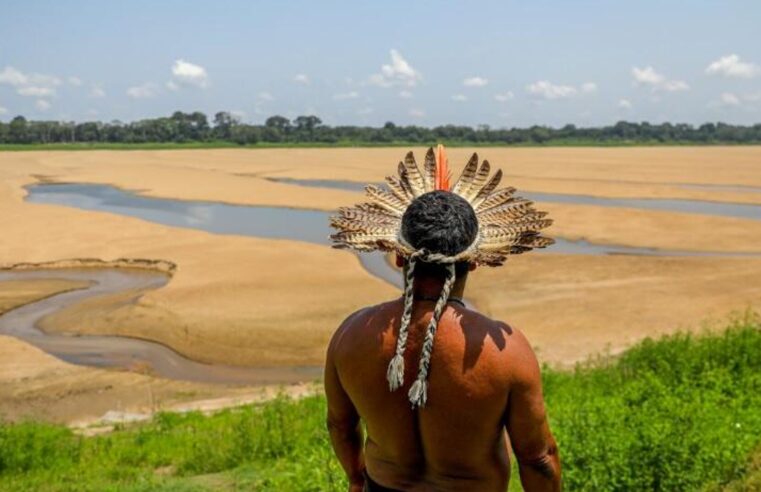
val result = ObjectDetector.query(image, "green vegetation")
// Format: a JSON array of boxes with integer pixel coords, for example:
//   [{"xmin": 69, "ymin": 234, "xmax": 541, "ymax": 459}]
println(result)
[
  {"xmin": 2, "ymin": 140, "xmax": 754, "ymax": 152},
  {"xmin": 2, "ymin": 111, "xmax": 761, "ymax": 148},
  {"xmin": 546, "ymin": 316, "xmax": 761, "ymax": 491},
  {"xmin": 1, "ymin": 316, "xmax": 759, "ymax": 491}
]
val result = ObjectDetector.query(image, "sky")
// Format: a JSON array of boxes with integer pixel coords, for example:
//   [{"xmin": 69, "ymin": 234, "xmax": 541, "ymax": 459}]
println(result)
[{"xmin": 1, "ymin": 0, "xmax": 760, "ymax": 127}]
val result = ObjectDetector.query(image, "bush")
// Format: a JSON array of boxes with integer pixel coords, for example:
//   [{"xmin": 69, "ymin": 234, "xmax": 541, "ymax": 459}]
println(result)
[{"xmin": 546, "ymin": 318, "xmax": 761, "ymax": 490}]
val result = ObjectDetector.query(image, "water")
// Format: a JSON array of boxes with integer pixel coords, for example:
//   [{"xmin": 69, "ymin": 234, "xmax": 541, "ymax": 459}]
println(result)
[
  {"xmin": 0, "ymin": 268, "xmax": 322, "ymax": 384},
  {"xmin": 26, "ymin": 183, "xmax": 760, "ymax": 262},
  {"xmin": 28, "ymin": 183, "xmax": 333, "ymax": 244},
  {"xmin": 268, "ymin": 177, "xmax": 761, "ymax": 221},
  {"xmin": 26, "ymin": 183, "xmax": 402, "ymax": 288},
  {"xmin": 675, "ymin": 183, "xmax": 761, "ymax": 194}
]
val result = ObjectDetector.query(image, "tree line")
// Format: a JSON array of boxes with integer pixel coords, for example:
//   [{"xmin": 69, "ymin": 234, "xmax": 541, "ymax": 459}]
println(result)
[{"xmin": 1, "ymin": 111, "xmax": 760, "ymax": 145}]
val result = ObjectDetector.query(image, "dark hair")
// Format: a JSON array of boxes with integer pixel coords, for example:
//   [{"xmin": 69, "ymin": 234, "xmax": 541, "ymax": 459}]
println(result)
[{"xmin": 401, "ymin": 191, "xmax": 478, "ymax": 277}]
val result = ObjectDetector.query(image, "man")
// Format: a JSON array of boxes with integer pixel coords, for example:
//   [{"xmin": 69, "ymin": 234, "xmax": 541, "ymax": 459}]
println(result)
[{"xmin": 327, "ymin": 147, "xmax": 560, "ymax": 491}]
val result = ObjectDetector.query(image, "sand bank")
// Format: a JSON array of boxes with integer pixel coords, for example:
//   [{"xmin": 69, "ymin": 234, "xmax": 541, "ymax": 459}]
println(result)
[
  {"xmin": 0, "ymin": 147, "xmax": 759, "ymax": 373},
  {"xmin": 0, "ymin": 290, "xmax": 305, "ymax": 424}
]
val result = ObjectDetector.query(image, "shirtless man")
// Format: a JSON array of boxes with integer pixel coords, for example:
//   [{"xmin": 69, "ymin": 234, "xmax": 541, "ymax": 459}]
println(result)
[{"xmin": 326, "ymin": 184, "xmax": 561, "ymax": 491}]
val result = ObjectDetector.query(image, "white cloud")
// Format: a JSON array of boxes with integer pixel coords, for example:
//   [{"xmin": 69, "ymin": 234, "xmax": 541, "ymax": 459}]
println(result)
[
  {"xmin": 1, "ymin": 66, "xmax": 62, "ymax": 105},
  {"xmin": 357, "ymin": 107, "xmax": 374, "ymax": 115},
  {"xmin": 526, "ymin": 80, "xmax": 577, "ymax": 100},
  {"xmin": 382, "ymin": 50, "xmax": 420, "ymax": 83},
  {"xmin": 68, "ymin": 76, "xmax": 82, "ymax": 87},
  {"xmin": 632, "ymin": 66, "xmax": 689, "ymax": 92},
  {"xmin": 17, "ymin": 86, "xmax": 55, "ymax": 97},
  {"xmin": 398, "ymin": 90, "xmax": 413, "ymax": 99},
  {"xmin": 618, "ymin": 99, "xmax": 632, "ymax": 109},
  {"xmin": 257, "ymin": 91, "xmax": 274, "ymax": 101},
  {"xmin": 333, "ymin": 91, "xmax": 359, "ymax": 100},
  {"xmin": 463, "ymin": 76, "xmax": 488, "ymax": 87},
  {"xmin": 126, "ymin": 83, "xmax": 158, "ymax": 99},
  {"xmin": 0, "ymin": 66, "xmax": 27, "ymax": 86},
  {"xmin": 166, "ymin": 80, "xmax": 179, "ymax": 91},
  {"xmin": 369, "ymin": 49, "xmax": 422, "ymax": 87},
  {"xmin": 632, "ymin": 66, "xmax": 663, "ymax": 85},
  {"xmin": 35, "ymin": 99, "xmax": 51, "ymax": 111},
  {"xmin": 706, "ymin": 54, "xmax": 759, "ymax": 79},
  {"xmin": 451, "ymin": 94, "xmax": 468, "ymax": 102},
  {"xmin": 0, "ymin": 66, "xmax": 61, "ymax": 88},
  {"xmin": 89, "ymin": 85, "xmax": 105, "ymax": 98},
  {"xmin": 494, "ymin": 91, "xmax": 514, "ymax": 102},
  {"xmin": 293, "ymin": 73, "xmax": 310, "ymax": 84},
  {"xmin": 0, "ymin": 105, "xmax": 7, "ymax": 115},
  {"xmin": 408, "ymin": 108, "xmax": 425, "ymax": 118},
  {"xmin": 661, "ymin": 80, "xmax": 690, "ymax": 92},
  {"xmin": 720, "ymin": 92, "xmax": 741, "ymax": 106},
  {"xmin": 745, "ymin": 92, "xmax": 761, "ymax": 102},
  {"xmin": 526, "ymin": 81, "xmax": 597, "ymax": 100},
  {"xmin": 169, "ymin": 59, "xmax": 209, "ymax": 88}
]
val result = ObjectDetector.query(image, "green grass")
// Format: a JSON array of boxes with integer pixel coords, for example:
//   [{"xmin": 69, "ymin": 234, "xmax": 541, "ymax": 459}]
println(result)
[
  {"xmin": 2, "ymin": 140, "xmax": 761, "ymax": 151},
  {"xmin": 1, "ymin": 315, "xmax": 759, "ymax": 491}
]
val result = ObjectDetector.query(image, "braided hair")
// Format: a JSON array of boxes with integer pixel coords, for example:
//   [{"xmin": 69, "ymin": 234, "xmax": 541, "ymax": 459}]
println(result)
[{"xmin": 387, "ymin": 191, "xmax": 478, "ymax": 408}]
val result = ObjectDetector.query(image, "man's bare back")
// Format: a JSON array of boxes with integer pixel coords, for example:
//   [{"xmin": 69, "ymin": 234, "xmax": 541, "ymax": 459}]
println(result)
[{"xmin": 325, "ymin": 298, "xmax": 561, "ymax": 492}]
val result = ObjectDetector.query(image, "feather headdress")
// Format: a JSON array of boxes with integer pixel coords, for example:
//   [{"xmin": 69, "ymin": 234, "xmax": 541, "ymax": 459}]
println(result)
[{"xmin": 330, "ymin": 145, "xmax": 554, "ymax": 408}]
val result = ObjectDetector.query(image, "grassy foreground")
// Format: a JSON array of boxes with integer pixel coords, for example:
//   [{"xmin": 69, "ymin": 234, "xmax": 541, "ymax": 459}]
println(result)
[{"xmin": 1, "ymin": 316, "xmax": 759, "ymax": 491}]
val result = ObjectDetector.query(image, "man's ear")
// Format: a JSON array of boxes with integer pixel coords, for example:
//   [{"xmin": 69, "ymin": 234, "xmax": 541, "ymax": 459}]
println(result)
[
  {"xmin": 395, "ymin": 254, "xmax": 405, "ymax": 268},
  {"xmin": 468, "ymin": 262, "xmax": 477, "ymax": 272}
]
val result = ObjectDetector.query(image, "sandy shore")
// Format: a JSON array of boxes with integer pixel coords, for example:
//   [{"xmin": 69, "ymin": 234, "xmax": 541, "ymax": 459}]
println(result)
[
  {"xmin": 0, "ymin": 286, "xmax": 313, "ymax": 424},
  {"xmin": 0, "ymin": 278, "xmax": 90, "ymax": 315},
  {"xmin": 0, "ymin": 147, "xmax": 759, "ymax": 381},
  {"xmin": 468, "ymin": 254, "xmax": 761, "ymax": 364}
]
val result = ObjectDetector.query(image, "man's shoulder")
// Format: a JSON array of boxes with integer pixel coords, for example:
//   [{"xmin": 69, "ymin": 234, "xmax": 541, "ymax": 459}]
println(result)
[
  {"xmin": 457, "ymin": 308, "xmax": 522, "ymax": 344},
  {"xmin": 327, "ymin": 300, "xmax": 399, "ymax": 355},
  {"xmin": 454, "ymin": 310, "xmax": 537, "ymax": 368},
  {"xmin": 340, "ymin": 299, "xmax": 398, "ymax": 328}
]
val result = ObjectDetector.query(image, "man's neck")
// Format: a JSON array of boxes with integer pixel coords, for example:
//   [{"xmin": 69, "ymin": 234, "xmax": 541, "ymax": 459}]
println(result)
[{"xmin": 411, "ymin": 273, "xmax": 468, "ymax": 301}]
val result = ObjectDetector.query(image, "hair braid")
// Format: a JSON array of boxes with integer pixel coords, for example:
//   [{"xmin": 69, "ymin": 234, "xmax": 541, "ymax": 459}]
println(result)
[
  {"xmin": 386, "ymin": 250, "xmax": 425, "ymax": 391},
  {"xmin": 407, "ymin": 263, "xmax": 456, "ymax": 409}
]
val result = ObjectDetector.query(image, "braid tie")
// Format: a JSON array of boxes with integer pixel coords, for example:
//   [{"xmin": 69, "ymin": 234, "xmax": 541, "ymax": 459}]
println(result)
[
  {"xmin": 386, "ymin": 250, "xmax": 425, "ymax": 391},
  {"xmin": 408, "ymin": 263, "xmax": 456, "ymax": 409}
]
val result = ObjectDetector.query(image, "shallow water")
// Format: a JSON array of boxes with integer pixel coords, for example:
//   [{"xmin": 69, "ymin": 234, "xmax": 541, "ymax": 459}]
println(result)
[
  {"xmin": 26, "ymin": 183, "xmax": 402, "ymax": 288},
  {"xmin": 675, "ymin": 183, "xmax": 761, "ymax": 194},
  {"xmin": 0, "ymin": 268, "xmax": 322, "ymax": 384},
  {"xmin": 26, "ymin": 183, "xmax": 761, "ymax": 264},
  {"xmin": 268, "ymin": 177, "xmax": 761, "ymax": 221}
]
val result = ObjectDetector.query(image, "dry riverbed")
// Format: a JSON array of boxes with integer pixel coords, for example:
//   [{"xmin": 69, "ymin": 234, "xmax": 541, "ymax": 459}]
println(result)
[
  {"xmin": 0, "ymin": 285, "xmax": 314, "ymax": 424},
  {"xmin": 1, "ymin": 147, "xmax": 760, "ymax": 422}
]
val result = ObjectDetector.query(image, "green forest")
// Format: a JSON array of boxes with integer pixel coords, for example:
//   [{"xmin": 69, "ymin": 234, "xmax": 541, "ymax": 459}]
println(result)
[{"xmin": 2, "ymin": 112, "xmax": 761, "ymax": 147}]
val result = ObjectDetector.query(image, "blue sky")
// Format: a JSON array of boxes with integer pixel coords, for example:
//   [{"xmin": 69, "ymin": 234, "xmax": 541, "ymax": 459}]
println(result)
[{"xmin": 1, "ymin": 0, "xmax": 760, "ymax": 127}]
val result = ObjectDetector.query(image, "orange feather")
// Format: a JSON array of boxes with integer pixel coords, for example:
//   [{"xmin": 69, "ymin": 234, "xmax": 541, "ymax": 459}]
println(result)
[{"xmin": 435, "ymin": 144, "xmax": 451, "ymax": 191}]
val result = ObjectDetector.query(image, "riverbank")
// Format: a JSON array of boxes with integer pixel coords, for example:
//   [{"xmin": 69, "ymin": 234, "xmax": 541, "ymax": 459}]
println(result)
[
  {"xmin": 0, "ymin": 278, "xmax": 90, "ymax": 315},
  {"xmin": 1, "ymin": 320, "xmax": 758, "ymax": 491},
  {"xmin": 0, "ymin": 273, "xmax": 318, "ymax": 424}
]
